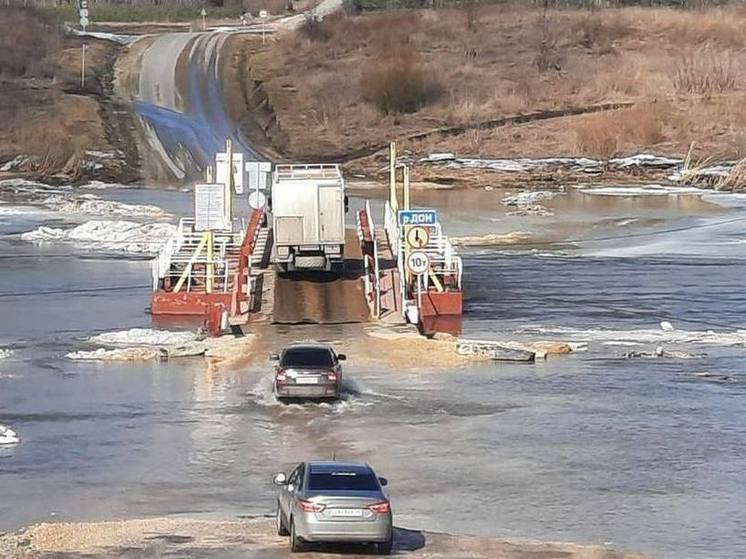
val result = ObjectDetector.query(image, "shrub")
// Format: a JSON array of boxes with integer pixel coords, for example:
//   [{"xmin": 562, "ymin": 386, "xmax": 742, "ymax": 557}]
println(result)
[
  {"xmin": 574, "ymin": 15, "xmax": 629, "ymax": 54},
  {"xmin": 299, "ymin": 14, "xmax": 333, "ymax": 42},
  {"xmin": 360, "ymin": 50, "xmax": 442, "ymax": 114},
  {"xmin": 673, "ymin": 48, "xmax": 738, "ymax": 95}
]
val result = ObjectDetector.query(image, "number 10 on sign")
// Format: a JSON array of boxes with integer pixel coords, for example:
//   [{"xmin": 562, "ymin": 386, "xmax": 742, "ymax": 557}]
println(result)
[{"xmin": 406, "ymin": 251, "xmax": 430, "ymax": 275}]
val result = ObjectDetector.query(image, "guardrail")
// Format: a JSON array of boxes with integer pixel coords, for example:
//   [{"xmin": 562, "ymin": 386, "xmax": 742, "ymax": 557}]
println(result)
[{"xmin": 151, "ymin": 216, "xmax": 250, "ymax": 295}]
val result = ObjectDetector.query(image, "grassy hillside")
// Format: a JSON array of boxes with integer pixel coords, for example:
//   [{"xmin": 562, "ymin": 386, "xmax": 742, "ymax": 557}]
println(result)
[{"xmin": 252, "ymin": 3, "xmax": 746, "ymax": 162}]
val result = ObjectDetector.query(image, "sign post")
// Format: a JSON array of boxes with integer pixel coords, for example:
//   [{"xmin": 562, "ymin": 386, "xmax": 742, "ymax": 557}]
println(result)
[
  {"xmin": 79, "ymin": 1, "xmax": 89, "ymax": 89},
  {"xmin": 81, "ymin": 43, "xmax": 87, "ymax": 89},
  {"xmin": 201, "ymin": 8, "xmax": 207, "ymax": 31},
  {"xmin": 79, "ymin": 0, "xmax": 89, "ymax": 30},
  {"xmin": 259, "ymin": 10, "xmax": 268, "ymax": 44}
]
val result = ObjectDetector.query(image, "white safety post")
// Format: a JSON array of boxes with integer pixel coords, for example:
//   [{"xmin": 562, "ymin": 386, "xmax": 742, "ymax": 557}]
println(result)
[
  {"xmin": 81, "ymin": 44, "xmax": 86, "ymax": 89},
  {"xmin": 201, "ymin": 8, "xmax": 207, "ymax": 31}
]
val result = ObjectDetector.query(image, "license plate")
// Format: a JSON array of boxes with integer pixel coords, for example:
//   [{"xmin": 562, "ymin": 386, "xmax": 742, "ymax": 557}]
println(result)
[
  {"xmin": 295, "ymin": 377, "xmax": 318, "ymax": 385},
  {"xmin": 328, "ymin": 508, "xmax": 363, "ymax": 517}
]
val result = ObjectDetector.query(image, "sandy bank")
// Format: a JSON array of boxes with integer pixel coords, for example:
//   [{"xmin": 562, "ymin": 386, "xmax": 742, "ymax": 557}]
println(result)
[{"xmin": 0, "ymin": 516, "xmax": 646, "ymax": 559}]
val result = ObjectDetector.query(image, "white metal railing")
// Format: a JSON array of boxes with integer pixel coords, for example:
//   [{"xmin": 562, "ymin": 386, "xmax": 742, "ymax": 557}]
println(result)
[
  {"xmin": 151, "ymin": 217, "xmax": 245, "ymax": 292},
  {"xmin": 384, "ymin": 201, "xmax": 399, "ymax": 256}
]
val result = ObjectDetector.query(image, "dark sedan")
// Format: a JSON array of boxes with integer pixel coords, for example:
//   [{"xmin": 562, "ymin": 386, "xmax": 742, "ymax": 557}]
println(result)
[{"xmin": 272, "ymin": 343, "xmax": 346, "ymax": 401}]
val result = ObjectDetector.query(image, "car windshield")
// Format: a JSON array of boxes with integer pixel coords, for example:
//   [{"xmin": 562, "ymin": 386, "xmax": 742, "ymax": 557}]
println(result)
[
  {"xmin": 281, "ymin": 347, "xmax": 334, "ymax": 368},
  {"xmin": 308, "ymin": 469, "xmax": 379, "ymax": 491}
]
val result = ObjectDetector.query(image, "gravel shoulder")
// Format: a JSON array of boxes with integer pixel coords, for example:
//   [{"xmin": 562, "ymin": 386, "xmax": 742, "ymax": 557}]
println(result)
[{"xmin": 0, "ymin": 517, "xmax": 647, "ymax": 559}]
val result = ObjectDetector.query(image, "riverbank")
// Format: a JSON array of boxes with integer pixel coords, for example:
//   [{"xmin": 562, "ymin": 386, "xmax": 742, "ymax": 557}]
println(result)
[
  {"xmin": 0, "ymin": 9, "xmax": 141, "ymax": 184},
  {"xmin": 0, "ymin": 516, "xmax": 646, "ymax": 558},
  {"xmin": 243, "ymin": 4, "xmax": 746, "ymax": 189}
]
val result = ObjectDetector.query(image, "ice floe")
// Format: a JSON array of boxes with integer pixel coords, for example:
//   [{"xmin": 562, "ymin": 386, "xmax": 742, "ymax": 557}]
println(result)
[
  {"xmin": 502, "ymin": 191, "xmax": 556, "ymax": 206},
  {"xmin": 66, "ymin": 347, "xmax": 162, "ymax": 361},
  {"xmin": 0, "ymin": 155, "xmax": 32, "ymax": 172},
  {"xmin": 80, "ymin": 180, "xmax": 142, "ymax": 190},
  {"xmin": 576, "ymin": 184, "xmax": 706, "ymax": 196},
  {"xmin": 0, "ymin": 425, "xmax": 19, "ymax": 445},
  {"xmin": 88, "ymin": 328, "xmax": 200, "ymax": 347},
  {"xmin": 39, "ymin": 194, "xmax": 169, "ymax": 218},
  {"xmin": 520, "ymin": 325, "xmax": 746, "ymax": 346},
  {"xmin": 451, "ymin": 232, "xmax": 532, "ymax": 247},
  {"xmin": 608, "ymin": 154, "xmax": 682, "ymax": 168},
  {"xmin": 21, "ymin": 220, "xmax": 177, "ymax": 254},
  {"xmin": 420, "ymin": 153, "xmax": 686, "ymax": 172}
]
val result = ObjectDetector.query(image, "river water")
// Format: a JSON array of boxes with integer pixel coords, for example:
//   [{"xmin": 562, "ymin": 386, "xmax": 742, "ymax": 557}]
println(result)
[{"xmin": 1, "ymin": 182, "xmax": 745, "ymax": 559}]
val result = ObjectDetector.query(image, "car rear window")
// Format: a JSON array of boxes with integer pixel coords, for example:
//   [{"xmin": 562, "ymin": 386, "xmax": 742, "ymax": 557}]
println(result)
[
  {"xmin": 308, "ymin": 469, "xmax": 379, "ymax": 491},
  {"xmin": 281, "ymin": 347, "xmax": 334, "ymax": 368}
]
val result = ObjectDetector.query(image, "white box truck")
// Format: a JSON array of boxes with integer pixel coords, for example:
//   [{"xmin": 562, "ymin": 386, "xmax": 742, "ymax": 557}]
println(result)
[{"xmin": 271, "ymin": 164, "xmax": 347, "ymax": 272}]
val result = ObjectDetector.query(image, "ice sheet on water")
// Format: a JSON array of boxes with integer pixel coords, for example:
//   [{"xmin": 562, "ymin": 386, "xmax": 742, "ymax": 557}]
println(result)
[
  {"xmin": 66, "ymin": 347, "xmax": 161, "ymax": 361},
  {"xmin": 436, "ymin": 157, "xmax": 602, "ymax": 173},
  {"xmin": 80, "ymin": 180, "xmax": 143, "ymax": 190},
  {"xmin": 21, "ymin": 220, "xmax": 177, "ymax": 253},
  {"xmin": 501, "ymin": 191, "xmax": 557, "ymax": 206},
  {"xmin": 0, "ymin": 178, "xmax": 70, "ymax": 194},
  {"xmin": 0, "ymin": 424, "xmax": 19, "ymax": 445},
  {"xmin": 40, "ymin": 194, "xmax": 169, "ymax": 218},
  {"xmin": 88, "ymin": 328, "xmax": 200, "ymax": 347},
  {"xmin": 609, "ymin": 154, "xmax": 682, "ymax": 168},
  {"xmin": 577, "ymin": 184, "xmax": 706, "ymax": 197},
  {"xmin": 521, "ymin": 325, "xmax": 746, "ymax": 346},
  {"xmin": 0, "ymin": 205, "xmax": 50, "ymax": 216}
]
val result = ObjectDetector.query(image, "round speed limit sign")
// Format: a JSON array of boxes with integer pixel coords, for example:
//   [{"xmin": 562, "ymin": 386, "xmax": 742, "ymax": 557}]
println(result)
[{"xmin": 406, "ymin": 251, "xmax": 430, "ymax": 275}]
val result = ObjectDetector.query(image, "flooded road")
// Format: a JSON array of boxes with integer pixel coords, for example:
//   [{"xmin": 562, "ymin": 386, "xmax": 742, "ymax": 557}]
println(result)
[{"xmin": 2, "ymin": 182, "xmax": 745, "ymax": 559}]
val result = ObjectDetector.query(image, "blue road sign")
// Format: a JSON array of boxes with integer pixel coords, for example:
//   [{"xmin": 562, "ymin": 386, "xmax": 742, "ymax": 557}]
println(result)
[{"xmin": 398, "ymin": 209, "xmax": 438, "ymax": 227}]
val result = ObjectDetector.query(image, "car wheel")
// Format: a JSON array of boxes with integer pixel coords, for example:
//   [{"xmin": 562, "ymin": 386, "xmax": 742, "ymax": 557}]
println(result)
[
  {"xmin": 276, "ymin": 503, "xmax": 289, "ymax": 536},
  {"xmin": 376, "ymin": 534, "xmax": 393, "ymax": 555},
  {"xmin": 290, "ymin": 518, "xmax": 305, "ymax": 553}
]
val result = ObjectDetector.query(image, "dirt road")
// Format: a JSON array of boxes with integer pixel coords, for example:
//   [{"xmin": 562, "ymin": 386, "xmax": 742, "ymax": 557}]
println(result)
[
  {"xmin": 0, "ymin": 517, "xmax": 646, "ymax": 559},
  {"xmin": 272, "ymin": 231, "xmax": 370, "ymax": 324},
  {"xmin": 115, "ymin": 30, "xmax": 260, "ymax": 183}
]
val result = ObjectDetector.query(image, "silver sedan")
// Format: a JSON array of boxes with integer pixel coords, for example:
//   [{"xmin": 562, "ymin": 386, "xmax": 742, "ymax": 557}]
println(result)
[
  {"xmin": 273, "ymin": 461, "xmax": 393, "ymax": 555},
  {"xmin": 271, "ymin": 344, "xmax": 345, "ymax": 401}
]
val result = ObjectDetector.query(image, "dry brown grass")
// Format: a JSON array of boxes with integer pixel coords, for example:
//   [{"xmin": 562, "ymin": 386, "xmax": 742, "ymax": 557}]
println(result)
[
  {"xmin": 0, "ymin": 9, "xmax": 62, "ymax": 78},
  {"xmin": 254, "ymin": 4, "xmax": 746, "ymax": 160},
  {"xmin": 673, "ymin": 47, "xmax": 739, "ymax": 96},
  {"xmin": 572, "ymin": 102, "xmax": 667, "ymax": 158}
]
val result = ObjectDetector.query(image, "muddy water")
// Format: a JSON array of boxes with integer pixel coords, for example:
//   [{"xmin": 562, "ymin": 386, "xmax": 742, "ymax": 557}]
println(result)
[{"xmin": 2, "ymin": 185, "xmax": 746, "ymax": 559}]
